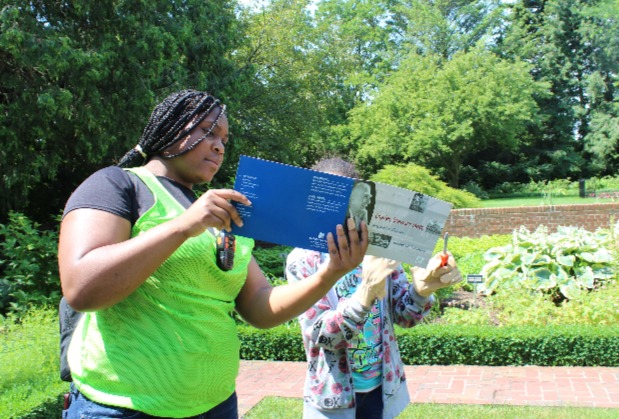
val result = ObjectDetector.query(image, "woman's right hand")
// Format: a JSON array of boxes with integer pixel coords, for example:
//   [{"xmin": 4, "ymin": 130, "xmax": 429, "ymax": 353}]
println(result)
[
  {"xmin": 324, "ymin": 218, "xmax": 369, "ymax": 278},
  {"xmin": 177, "ymin": 189, "xmax": 251, "ymax": 237}
]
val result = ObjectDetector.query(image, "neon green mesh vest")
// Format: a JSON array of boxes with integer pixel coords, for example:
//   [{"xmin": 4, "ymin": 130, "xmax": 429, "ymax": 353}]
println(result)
[{"xmin": 68, "ymin": 167, "xmax": 255, "ymax": 417}]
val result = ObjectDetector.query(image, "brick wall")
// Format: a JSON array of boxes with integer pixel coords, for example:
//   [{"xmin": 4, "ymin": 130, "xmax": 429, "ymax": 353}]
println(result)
[{"xmin": 443, "ymin": 202, "xmax": 619, "ymax": 238}]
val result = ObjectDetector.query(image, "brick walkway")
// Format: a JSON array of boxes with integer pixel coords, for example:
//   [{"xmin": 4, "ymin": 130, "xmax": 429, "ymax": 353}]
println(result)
[{"xmin": 236, "ymin": 361, "xmax": 619, "ymax": 416}]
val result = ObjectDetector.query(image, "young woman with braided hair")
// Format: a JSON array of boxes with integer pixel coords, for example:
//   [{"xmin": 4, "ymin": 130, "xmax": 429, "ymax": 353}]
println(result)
[{"xmin": 58, "ymin": 90, "xmax": 368, "ymax": 418}]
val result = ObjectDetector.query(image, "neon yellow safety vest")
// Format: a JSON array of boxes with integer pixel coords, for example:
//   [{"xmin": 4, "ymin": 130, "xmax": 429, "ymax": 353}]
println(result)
[{"xmin": 68, "ymin": 167, "xmax": 254, "ymax": 417}]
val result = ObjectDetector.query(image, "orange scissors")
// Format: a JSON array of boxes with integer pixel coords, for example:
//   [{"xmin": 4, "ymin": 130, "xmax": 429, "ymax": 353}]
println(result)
[{"xmin": 440, "ymin": 232, "xmax": 449, "ymax": 267}]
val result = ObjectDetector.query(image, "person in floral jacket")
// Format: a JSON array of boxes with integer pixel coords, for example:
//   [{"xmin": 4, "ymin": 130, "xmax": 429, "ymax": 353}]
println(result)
[{"xmin": 285, "ymin": 157, "xmax": 463, "ymax": 419}]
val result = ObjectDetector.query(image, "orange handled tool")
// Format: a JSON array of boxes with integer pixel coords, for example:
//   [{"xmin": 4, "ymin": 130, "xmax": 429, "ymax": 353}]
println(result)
[{"xmin": 440, "ymin": 232, "xmax": 449, "ymax": 267}]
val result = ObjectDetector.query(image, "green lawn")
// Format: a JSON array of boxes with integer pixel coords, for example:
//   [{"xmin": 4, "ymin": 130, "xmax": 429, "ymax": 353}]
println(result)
[
  {"xmin": 245, "ymin": 397, "xmax": 618, "ymax": 418},
  {"xmin": 480, "ymin": 195, "xmax": 613, "ymax": 208}
]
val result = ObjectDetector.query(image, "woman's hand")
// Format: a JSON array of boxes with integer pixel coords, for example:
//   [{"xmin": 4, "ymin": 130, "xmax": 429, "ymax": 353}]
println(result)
[
  {"xmin": 324, "ymin": 218, "xmax": 369, "ymax": 278},
  {"xmin": 176, "ymin": 189, "xmax": 251, "ymax": 237}
]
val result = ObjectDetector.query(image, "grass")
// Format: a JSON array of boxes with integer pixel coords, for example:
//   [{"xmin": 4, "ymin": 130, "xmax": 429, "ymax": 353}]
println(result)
[
  {"xmin": 0, "ymin": 307, "xmax": 66, "ymax": 418},
  {"xmin": 480, "ymin": 195, "xmax": 614, "ymax": 208},
  {"xmin": 244, "ymin": 397, "xmax": 619, "ymax": 418}
]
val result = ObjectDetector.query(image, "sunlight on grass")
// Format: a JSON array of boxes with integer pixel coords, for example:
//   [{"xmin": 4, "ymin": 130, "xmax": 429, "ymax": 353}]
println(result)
[
  {"xmin": 244, "ymin": 397, "xmax": 619, "ymax": 419},
  {"xmin": 0, "ymin": 307, "xmax": 66, "ymax": 418},
  {"xmin": 481, "ymin": 196, "xmax": 610, "ymax": 208}
]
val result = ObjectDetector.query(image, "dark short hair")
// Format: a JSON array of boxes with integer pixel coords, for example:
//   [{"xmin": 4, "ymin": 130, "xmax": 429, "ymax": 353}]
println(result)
[{"xmin": 311, "ymin": 157, "xmax": 359, "ymax": 178}]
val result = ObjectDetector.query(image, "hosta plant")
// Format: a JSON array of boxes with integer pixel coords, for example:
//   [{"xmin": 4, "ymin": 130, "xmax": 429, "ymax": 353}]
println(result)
[{"xmin": 479, "ymin": 225, "xmax": 615, "ymax": 301}]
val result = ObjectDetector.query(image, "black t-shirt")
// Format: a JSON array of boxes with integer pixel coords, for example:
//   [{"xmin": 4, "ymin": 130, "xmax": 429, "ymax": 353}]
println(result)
[
  {"xmin": 59, "ymin": 166, "xmax": 197, "ymax": 381},
  {"xmin": 63, "ymin": 165, "xmax": 196, "ymax": 221}
]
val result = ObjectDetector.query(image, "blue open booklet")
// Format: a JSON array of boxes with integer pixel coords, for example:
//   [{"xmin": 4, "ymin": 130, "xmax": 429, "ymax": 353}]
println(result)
[{"xmin": 231, "ymin": 156, "xmax": 452, "ymax": 267}]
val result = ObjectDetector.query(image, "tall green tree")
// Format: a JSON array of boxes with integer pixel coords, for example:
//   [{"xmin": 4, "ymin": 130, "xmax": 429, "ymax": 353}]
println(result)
[
  {"xmin": 581, "ymin": 0, "xmax": 619, "ymax": 173},
  {"xmin": 499, "ymin": 0, "xmax": 617, "ymax": 181},
  {"xmin": 228, "ymin": 0, "xmax": 328, "ymax": 169},
  {"xmin": 0, "ymin": 1, "xmax": 241, "ymax": 221},
  {"xmin": 390, "ymin": 0, "xmax": 505, "ymax": 60},
  {"xmin": 345, "ymin": 47, "xmax": 548, "ymax": 187},
  {"xmin": 313, "ymin": 0, "xmax": 396, "ymax": 89},
  {"xmin": 231, "ymin": 0, "xmax": 397, "ymax": 167},
  {"xmin": 310, "ymin": 0, "xmax": 399, "ymax": 157},
  {"xmin": 320, "ymin": 0, "xmax": 509, "ymax": 166}
]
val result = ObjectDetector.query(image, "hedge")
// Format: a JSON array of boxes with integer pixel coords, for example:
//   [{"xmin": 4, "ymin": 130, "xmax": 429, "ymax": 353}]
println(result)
[{"xmin": 238, "ymin": 323, "xmax": 619, "ymax": 367}]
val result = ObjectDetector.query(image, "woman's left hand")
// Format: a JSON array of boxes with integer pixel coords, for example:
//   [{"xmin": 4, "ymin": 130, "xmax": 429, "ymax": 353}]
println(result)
[{"xmin": 324, "ymin": 218, "xmax": 368, "ymax": 278}]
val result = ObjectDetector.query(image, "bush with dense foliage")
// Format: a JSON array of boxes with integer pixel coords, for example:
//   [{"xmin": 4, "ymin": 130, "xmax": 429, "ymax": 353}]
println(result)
[
  {"xmin": 237, "ymin": 322, "xmax": 619, "ymax": 367},
  {"xmin": 0, "ymin": 212, "xmax": 61, "ymax": 318},
  {"xmin": 369, "ymin": 164, "xmax": 481, "ymax": 209},
  {"xmin": 396, "ymin": 324, "xmax": 619, "ymax": 367},
  {"xmin": 440, "ymin": 280, "xmax": 619, "ymax": 327},
  {"xmin": 488, "ymin": 175, "xmax": 619, "ymax": 200},
  {"xmin": 252, "ymin": 245, "xmax": 292, "ymax": 283}
]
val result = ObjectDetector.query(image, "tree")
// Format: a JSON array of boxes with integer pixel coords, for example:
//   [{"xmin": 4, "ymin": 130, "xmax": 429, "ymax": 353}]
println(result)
[
  {"xmin": 346, "ymin": 47, "xmax": 548, "ymax": 187},
  {"xmin": 227, "ymin": 0, "xmax": 328, "ymax": 170},
  {"xmin": 498, "ymin": 0, "xmax": 618, "ymax": 181},
  {"xmin": 581, "ymin": 0, "xmax": 619, "ymax": 173},
  {"xmin": 390, "ymin": 0, "xmax": 505, "ymax": 60},
  {"xmin": 321, "ymin": 0, "xmax": 512, "ymax": 175},
  {"xmin": 0, "ymin": 1, "xmax": 241, "ymax": 221},
  {"xmin": 230, "ymin": 0, "xmax": 399, "ymax": 168}
]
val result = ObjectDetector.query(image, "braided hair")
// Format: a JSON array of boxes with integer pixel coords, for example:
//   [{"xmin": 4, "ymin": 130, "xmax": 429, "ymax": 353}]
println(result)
[{"xmin": 117, "ymin": 90, "xmax": 223, "ymax": 167}]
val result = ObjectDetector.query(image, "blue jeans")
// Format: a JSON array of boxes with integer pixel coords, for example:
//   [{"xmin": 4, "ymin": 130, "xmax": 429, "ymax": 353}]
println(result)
[
  {"xmin": 355, "ymin": 386, "xmax": 383, "ymax": 419},
  {"xmin": 63, "ymin": 383, "xmax": 238, "ymax": 419}
]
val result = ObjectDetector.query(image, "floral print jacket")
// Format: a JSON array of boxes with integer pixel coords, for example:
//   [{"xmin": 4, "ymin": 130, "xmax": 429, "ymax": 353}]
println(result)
[{"xmin": 285, "ymin": 249, "xmax": 435, "ymax": 416}]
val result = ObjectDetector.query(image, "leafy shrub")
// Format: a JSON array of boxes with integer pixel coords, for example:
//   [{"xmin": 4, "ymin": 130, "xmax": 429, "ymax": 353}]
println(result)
[
  {"xmin": 252, "ymin": 245, "xmax": 292, "ymax": 281},
  {"xmin": 462, "ymin": 181, "xmax": 489, "ymax": 199},
  {"xmin": 556, "ymin": 279, "xmax": 619, "ymax": 325},
  {"xmin": 238, "ymin": 323, "xmax": 306, "ymax": 361},
  {"xmin": 441, "ymin": 274, "xmax": 619, "ymax": 328},
  {"xmin": 443, "ymin": 235, "xmax": 511, "ymax": 272},
  {"xmin": 439, "ymin": 306, "xmax": 494, "ymax": 326},
  {"xmin": 487, "ymin": 176, "xmax": 619, "ymax": 200},
  {"xmin": 579, "ymin": 175, "xmax": 619, "ymax": 193},
  {"xmin": 237, "ymin": 322, "xmax": 619, "ymax": 367},
  {"xmin": 369, "ymin": 164, "xmax": 481, "ymax": 209},
  {"xmin": 441, "ymin": 287, "xmax": 563, "ymax": 327},
  {"xmin": 397, "ymin": 324, "xmax": 619, "ymax": 366},
  {"xmin": 480, "ymin": 225, "xmax": 615, "ymax": 301},
  {"xmin": 0, "ymin": 212, "xmax": 61, "ymax": 318},
  {"xmin": 488, "ymin": 181, "xmax": 524, "ymax": 195}
]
